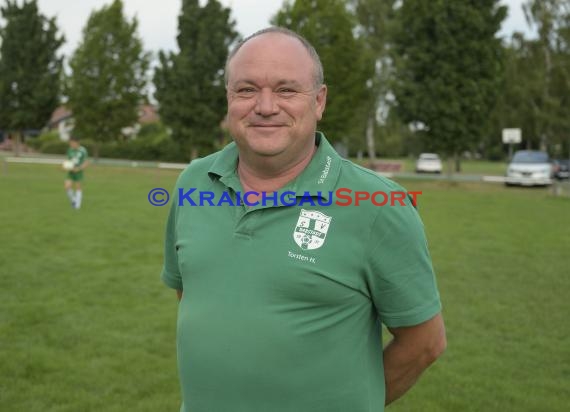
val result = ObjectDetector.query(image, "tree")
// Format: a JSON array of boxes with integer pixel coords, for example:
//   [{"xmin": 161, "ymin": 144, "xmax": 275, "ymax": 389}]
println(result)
[
  {"xmin": 272, "ymin": 0, "xmax": 371, "ymax": 154},
  {"xmin": 488, "ymin": 1, "xmax": 570, "ymax": 159},
  {"xmin": 488, "ymin": 32, "xmax": 554, "ymax": 158},
  {"xmin": 67, "ymin": 0, "xmax": 149, "ymax": 154},
  {"xmin": 485, "ymin": 34, "xmax": 534, "ymax": 159},
  {"xmin": 352, "ymin": 0, "xmax": 399, "ymax": 161},
  {"xmin": 521, "ymin": 0, "xmax": 570, "ymax": 154},
  {"xmin": 0, "ymin": 0, "xmax": 64, "ymax": 155},
  {"xmin": 392, "ymin": 0, "xmax": 507, "ymax": 172},
  {"xmin": 555, "ymin": 3, "xmax": 570, "ymax": 157},
  {"xmin": 153, "ymin": 0, "xmax": 238, "ymax": 159}
]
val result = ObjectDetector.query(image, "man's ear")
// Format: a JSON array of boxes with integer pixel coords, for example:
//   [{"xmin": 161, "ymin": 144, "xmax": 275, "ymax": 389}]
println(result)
[{"xmin": 315, "ymin": 84, "xmax": 327, "ymax": 121}]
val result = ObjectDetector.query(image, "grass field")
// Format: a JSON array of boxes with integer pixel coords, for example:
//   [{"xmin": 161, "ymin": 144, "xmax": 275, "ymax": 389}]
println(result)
[{"xmin": 1, "ymin": 162, "xmax": 569, "ymax": 411}]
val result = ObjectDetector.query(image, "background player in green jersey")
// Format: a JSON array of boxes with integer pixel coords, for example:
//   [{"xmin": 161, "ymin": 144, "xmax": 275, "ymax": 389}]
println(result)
[{"xmin": 63, "ymin": 137, "xmax": 89, "ymax": 209}]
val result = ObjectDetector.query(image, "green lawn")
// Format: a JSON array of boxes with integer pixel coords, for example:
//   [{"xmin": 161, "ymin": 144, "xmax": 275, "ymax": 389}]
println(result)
[{"xmin": 1, "ymin": 163, "xmax": 568, "ymax": 411}]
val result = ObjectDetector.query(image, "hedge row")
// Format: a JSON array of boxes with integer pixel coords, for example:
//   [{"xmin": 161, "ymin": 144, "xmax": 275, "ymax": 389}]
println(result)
[{"xmin": 29, "ymin": 129, "xmax": 189, "ymax": 163}]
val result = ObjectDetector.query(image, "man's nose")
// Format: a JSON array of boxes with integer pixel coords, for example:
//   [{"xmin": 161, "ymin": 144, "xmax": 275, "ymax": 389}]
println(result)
[{"xmin": 255, "ymin": 88, "xmax": 279, "ymax": 116}]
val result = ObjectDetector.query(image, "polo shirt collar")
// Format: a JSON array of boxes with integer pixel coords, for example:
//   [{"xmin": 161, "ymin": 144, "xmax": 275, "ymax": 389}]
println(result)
[
  {"xmin": 208, "ymin": 132, "xmax": 342, "ymax": 200},
  {"xmin": 208, "ymin": 141, "xmax": 240, "ymax": 190},
  {"xmin": 284, "ymin": 132, "xmax": 341, "ymax": 201}
]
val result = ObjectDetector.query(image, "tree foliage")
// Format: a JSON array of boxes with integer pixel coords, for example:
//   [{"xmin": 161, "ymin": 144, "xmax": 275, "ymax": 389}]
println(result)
[
  {"xmin": 272, "ymin": 0, "xmax": 371, "ymax": 151},
  {"xmin": 3, "ymin": 0, "xmax": 567, "ymax": 164},
  {"xmin": 0, "ymin": 0, "xmax": 64, "ymax": 149},
  {"xmin": 153, "ymin": 0, "xmax": 238, "ymax": 159},
  {"xmin": 392, "ymin": 0, "xmax": 507, "ymax": 167},
  {"xmin": 351, "ymin": 0, "xmax": 399, "ymax": 159},
  {"xmin": 521, "ymin": 0, "xmax": 570, "ymax": 153},
  {"xmin": 66, "ymin": 0, "xmax": 149, "ymax": 144},
  {"xmin": 486, "ymin": 1, "xmax": 570, "ymax": 158}
]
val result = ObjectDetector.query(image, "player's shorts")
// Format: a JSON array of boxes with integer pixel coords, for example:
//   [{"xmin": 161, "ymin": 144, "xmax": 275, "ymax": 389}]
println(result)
[{"xmin": 67, "ymin": 171, "xmax": 84, "ymax": 182}]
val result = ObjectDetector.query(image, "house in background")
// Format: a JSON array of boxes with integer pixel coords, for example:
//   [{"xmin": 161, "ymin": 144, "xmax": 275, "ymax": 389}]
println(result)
[
  {"xmin": 47, "ymin": 104, "xmax": 160, "ymax": 140},
  {"xmin": 121, "ymin": 104, "xmax": 161, "ymax": 137},
  {"xmin": 47, "ymin": 106, "xmax": 74, "ymax": 141},
  {"xmin": 138, "ymin": 104, "xmax": 160, "ymax": 124}
]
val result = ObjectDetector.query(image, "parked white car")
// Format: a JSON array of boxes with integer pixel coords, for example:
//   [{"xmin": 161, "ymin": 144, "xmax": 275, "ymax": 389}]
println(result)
[
  {"xmin": 415, "ymin": 153, "xmax": 442, "ymax": 173},
  {"xmin": 506, "ymin": 150, "xmax": 552, "ymax": 186}
]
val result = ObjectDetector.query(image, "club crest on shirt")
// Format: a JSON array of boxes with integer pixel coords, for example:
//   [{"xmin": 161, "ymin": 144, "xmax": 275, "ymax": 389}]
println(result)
[{"xmin": 293, "ymin": 209, "xmax": 332, "ymax": 250}]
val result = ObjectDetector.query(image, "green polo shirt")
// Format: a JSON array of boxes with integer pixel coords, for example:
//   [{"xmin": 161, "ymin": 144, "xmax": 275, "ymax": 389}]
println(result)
[{"xmin": 161, "ymin": 132, "xmax": 441, "ymax": 412}]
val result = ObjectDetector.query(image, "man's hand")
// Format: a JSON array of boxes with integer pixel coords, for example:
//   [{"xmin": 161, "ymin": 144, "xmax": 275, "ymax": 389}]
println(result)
[{"xmin": 383, "ymin": 313, "xmax": 446, "ymax": 405}]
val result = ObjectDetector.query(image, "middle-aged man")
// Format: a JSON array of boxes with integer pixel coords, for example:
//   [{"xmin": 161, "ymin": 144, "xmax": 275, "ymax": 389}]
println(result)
[{"xmin": 161, "ymin": 27, "xmax": 446, "ymax": 412}]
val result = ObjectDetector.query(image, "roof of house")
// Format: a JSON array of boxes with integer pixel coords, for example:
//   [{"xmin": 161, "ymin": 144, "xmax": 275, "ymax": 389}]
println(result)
[
  {"xmin": 48, "ymin": 104, "xmax": 160, "ymax": 127},
  {"xmin": 48, "ymin": 106, "xmax": 73, "ymax": 126},
  {"xmin": 138, "ymin": 104, "xmax": 160, "ymax": 124}
]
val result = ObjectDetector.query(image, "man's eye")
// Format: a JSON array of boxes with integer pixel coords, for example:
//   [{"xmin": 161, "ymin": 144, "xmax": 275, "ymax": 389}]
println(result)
[
  {"xmin": 237, "ymin": 88, "xmax": 256, "ymax": 95},
  {"xmin": 277, "ymin": 88, "xmax": 296, "ymax": 96}
]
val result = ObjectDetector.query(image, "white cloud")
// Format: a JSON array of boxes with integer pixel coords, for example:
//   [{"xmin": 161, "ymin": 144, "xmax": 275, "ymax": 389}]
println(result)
[{"xmin": 20, "ymin": 0, "xmax": 537, "ymax": 60}]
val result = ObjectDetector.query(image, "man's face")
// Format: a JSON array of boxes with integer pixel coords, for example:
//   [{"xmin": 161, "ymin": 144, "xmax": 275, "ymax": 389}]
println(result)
[
  {"xmin": 226, "ymin": 33, "xmax": 327, "ymax": 163},
  {"xmin": 69, "ymin": 140, "xmax": 79, "ymax": 149}
]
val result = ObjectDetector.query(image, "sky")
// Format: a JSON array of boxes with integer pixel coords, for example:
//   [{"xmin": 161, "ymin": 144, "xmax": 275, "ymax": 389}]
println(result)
[{"xmin": 29, "ymin": 0, "xmax": 537, "ymax": 60}]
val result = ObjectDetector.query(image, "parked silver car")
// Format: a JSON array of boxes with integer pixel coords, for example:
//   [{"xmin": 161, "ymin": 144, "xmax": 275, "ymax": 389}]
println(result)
[{"xmin": 506, "ymin": 150, "xmax": 552, "ymax": 186}]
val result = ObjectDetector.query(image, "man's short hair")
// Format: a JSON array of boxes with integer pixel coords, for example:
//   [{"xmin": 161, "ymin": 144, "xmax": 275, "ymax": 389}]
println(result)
[
  {"xmin": 224, "ymin": 26, "xmax": 324, "ymax": 89},
  {"xmin": 69, "ymin": 136, "xmax": 79, "ymax": 142}
]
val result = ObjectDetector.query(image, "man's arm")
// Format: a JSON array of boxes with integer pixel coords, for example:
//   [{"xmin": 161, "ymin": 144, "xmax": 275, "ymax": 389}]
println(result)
[
  {"xmin": 383, "ymin": 313, "xmax": 446, "ymax": 405},
  {"xmin": 176, "ymin": 289, "xmax": 183, "ymax": 301}
]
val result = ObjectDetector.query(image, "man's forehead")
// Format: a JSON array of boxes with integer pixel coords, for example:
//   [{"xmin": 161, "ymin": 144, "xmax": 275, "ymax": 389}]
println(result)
[
  {"xmin": 232, "ymin": 76, "xmax": 306, "ymax": 88},
  {"xmin": 228, "ymin": 33, "xmax": 314, "ymax": 83},
  {"xmin": 238, "ymin": 32, "xmax": 305, "ymax": 52}
]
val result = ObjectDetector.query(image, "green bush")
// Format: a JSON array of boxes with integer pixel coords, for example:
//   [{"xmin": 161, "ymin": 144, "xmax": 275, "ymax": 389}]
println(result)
[
  {"xmin": 159, "ymin": 139, "xmax": 187, "ymax": 162},
  {"xmin": 129, "ymin": 136, "xmax": 161, "ymax": 161},
  {"xmin": 35, "ymin": 124, "xmax": 190, "ymax": 163},
  {"xmin": 137, "ymin": 122, "xmax": 168, "ymax": 139},
  {"xmin": 27, "ymin": 130, "xmax": 60, "ymax": 150},
  {"xmin": 97, "ymin": 141, "xmax": 128, "ymax": 159},
  {"xmin": 76, "ymin": 139, "xmax": 96, "ymax": 154},
  {"xmin": 40, "ymin": 139, "xmax": 69, "ymax": 154},
  {"xmin": 35, "ymin": 135, "xmax": 97, "ymax": 156},
  {"xmin": 89, "ymin": 133, "xmax": 187, "ymax": 162}
]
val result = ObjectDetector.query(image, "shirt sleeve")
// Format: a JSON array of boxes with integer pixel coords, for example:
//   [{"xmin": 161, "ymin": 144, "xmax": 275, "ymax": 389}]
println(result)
[
  {"xmin": 73, "ymin": 148, "xmax": 87, "ymax": 166},
  {"xmin": 161, "ymin": 190, "xmax": 183, "ymax": 291},
  {"xmin": 365, "ymin": 195, "xmax": 442, "ymax": 328}
]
